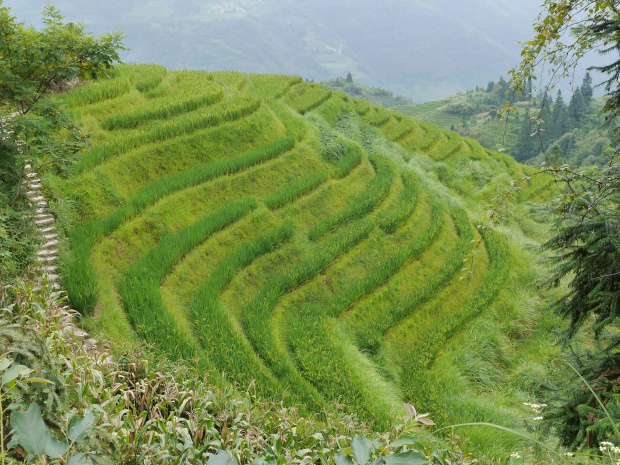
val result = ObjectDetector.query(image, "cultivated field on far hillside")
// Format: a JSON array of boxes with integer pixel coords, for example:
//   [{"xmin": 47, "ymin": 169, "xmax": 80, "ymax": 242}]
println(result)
[{"xmin": 47, "ymin": 65, "xmax": 559, "ymax": 455}]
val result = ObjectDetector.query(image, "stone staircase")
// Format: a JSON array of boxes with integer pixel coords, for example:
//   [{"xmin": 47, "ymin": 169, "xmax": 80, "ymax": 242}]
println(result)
[
  {"xmin": 25, "ymin": 166, "xmax": 61, "ymax": 287},
  {"xmin": 24, "ymin": 164, "xmax": 100, "ymax": 353}
]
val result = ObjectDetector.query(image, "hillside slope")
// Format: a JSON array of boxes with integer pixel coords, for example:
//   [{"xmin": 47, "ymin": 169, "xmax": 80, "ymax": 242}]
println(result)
[{"xmin": 45, "ymin": 65, "xmax": 559, "ymax": 455}]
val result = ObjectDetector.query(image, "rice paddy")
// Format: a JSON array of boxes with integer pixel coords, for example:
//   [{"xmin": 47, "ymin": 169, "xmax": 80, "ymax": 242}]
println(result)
[{"xmin": 48, "ymin": 64, "xmax": 556, "ymax": 451}]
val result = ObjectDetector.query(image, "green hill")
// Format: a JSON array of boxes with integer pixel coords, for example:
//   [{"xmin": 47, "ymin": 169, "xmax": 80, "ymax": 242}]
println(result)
[{"xmin": 45, "ymin": 64, "xmax": 560, "ymax": 456}]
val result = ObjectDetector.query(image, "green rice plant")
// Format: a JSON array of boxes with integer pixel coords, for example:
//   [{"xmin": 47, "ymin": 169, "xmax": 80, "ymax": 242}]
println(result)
[
  {"xmin": 384, "ymin": 117, "xmax": 416, "ymax": 142},
  {"xmin": 60, "ymin": 65, "xmax": 137, "ymax": 107},
  {"xmin": 415, "ymin": 121, "xmax": 442, "ymax": 153},
  {"xmin": 64, "ymin": 138, "xmax": 295, "ymax": 314},
  {"xmin": 435, "ymin": 131, "xmax": 464, "ymax": 161},
  {"xmin": 188, "ymin": 225, "xmax": 294, "ymax": 401},
  {"xmin": 399, "ymin": 228, "xmax": 511, "ymax": 417},
  {"xmin": 101, "ymin": 80, "xmax": 223, "ymax": 130},
  {"xmin": 117, "ymin": 198, "xmax": 256, "ymax": 362},
  {"xmin": 250, "ymin": 74, "xmax": 303, "ymax": 99},
  {"xmin": 378, "ymin": 171, "xmax": 419, "ymax": 234},
  {"xmin": 265, "ymin": 171, "xmax": 328, "ymax": 210},
  {"xmin": 352, "ymin": 205, "xmax": 474, "ymax": 353},
  {"xmin": 333, "ymin": 144, "xmax": 364, "ymax": 179},
  {"xmin": 309, "ymin": 154, "xmax": 394, "ymax": 241},
  {"xmin": 241, "ymin": 219, "xmax": 374, "ymax": 413},
  {"xmin": 213, "ymin": 71, "xmax": 248, "ymax": 90},
  {"xmin": 286, "ymin": 303, "xmax": 393, "ymax": 428},
  {"xmin": 73, "ymin": 96, "xmax": 262, "ymax": 173},
  {"xmin": 464, "ymin": 138, "xmax": 486, "ymax": 161},
  {"xmin": 270, "ymin": 101, "xmax": 307, "ymax": 141},
  {"xmin": 351, "ymin": 98, "xmax": 371, "ymax": 116},
  {"xmin": 366, "ymin": 108, "xmax": 392, "ymax": 127},
  {"xmin": 284, "ymin": 83, "xmax": 333, "ymax": 114},
  {"xmin": 134, "ymin": 64, "xmax": 168, "ymax": 93}
]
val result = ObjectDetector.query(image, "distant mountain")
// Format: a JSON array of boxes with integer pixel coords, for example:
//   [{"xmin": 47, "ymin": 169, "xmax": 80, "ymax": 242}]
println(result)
[{"xmin": 7, "ymin": 0, "xmax": 544, "ymax": 101}]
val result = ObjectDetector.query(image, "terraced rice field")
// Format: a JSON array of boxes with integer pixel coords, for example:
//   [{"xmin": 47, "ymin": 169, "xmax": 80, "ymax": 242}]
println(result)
[{"xmin": 48, "ymin": 64, "xmax": 551, "ymax": 435}]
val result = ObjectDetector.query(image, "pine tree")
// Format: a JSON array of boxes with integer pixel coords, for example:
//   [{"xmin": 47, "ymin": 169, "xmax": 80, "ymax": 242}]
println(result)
[
  {"xmin": 581, "ymin": 71, "xmax": 594, "ymax": 106},
  {"xmin": 550, "ymin": 90, "xmax": 570, "ymax": 140},
  {"xmin": 346, "ymin": 72, "xmax": 353, "ymax": 83},
  {"xmin": 486, "ymin": 81, "xmax": 495, "ymax": 93},
  {"xmin": 515, "ymin": 110, "xmax": 537, "ymax": 162},
  {"xmin": 568, "ymin": 88, "xmax": 586, "ymax": 128}
]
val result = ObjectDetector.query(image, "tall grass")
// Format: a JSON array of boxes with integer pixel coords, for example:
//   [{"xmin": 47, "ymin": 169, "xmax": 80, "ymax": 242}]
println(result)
[
  {"xmin": 385, "ymin": 118, "xmax": 416, "ymax": 142},
  {"xmin": 351, "ymin": 205, "xmax": 474, "ymax": 353},
  {"xmin": 287, "ymin": 302, "xmax": 394, "ymax": 429},
  {"xmin": 378, "ymin": 172, "xmax": 419, "ymax": 234},
  {"xmin": 366, "ymin": 108, "xmax": 392, "ymax": 127},
  {"xmin": 309, "ymin": 155, "xmax": 394, "ymax": 241},
  {"xmin": 435, "ymin": 131, "xmax": 464, "ymax": 161},
  {"xmin": 399, "ymin": 228, "xmax": 511, "ymax": 417},
  {"xmin": 285, "ymin": 83, "xmax": 333, "ymax": 114},
  {"xmin": 73, "ymin": 96, "xmax": 262, "ymax": 173},
  {"xmin": 101, "ymin": 82, "xmax": 223, "ymax": 130},
  {"xmin": 134, "ymin": 65, "xmax": 168, "ymax": 93},
  {"xmin": 188, "ymin": 225, "xmax": 294, "ymax": 400},
  {"xmin": 117, "ymin": 198, "xmax": 256, "ymax": 365},
  {"xmin": 241, "ymin": 219, "xmax": 374, "ymax": 413},
  {"xmin": 416, "ymin": 122, "xmax": 442, "ymax": 153},
  {"xmin": 60, "ymin": 65, "xmax": 136, "ymax": 107},
  {"xmin": 334, "ymin": 144, "xmax": 364, "ymax": 179},
  {"xmin": 250, "ymin": 74, "xmax": 303, "ymax": 99},
  {"xmin": 265, "ymin": 171, "xmax": 328, "ymax": 210},
  {"xmin": 464, "ymin": 138, "xmax": 486, "ymax": 161},
  {"xmin": 64, "ymin": 138, "xmax": 295, "ymax": 314},
  {"xmin": 351, "ymin": 98, "xmax": 371, "ymax": 116}
]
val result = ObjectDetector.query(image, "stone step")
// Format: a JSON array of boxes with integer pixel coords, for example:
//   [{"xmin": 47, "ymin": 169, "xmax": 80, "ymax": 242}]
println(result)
[
  {"xmin": 43, "ymin": 239, "xmax": 59, "ymax": 247},
  {"xmin": 36, "ymin": 207, "xmax": 46, "ymax": 214},
  {"xmin": 29, "ymin": 178, "xmax": 41, "ymax": 184},
  {"xmin": 47, "ymin": 273, "xmax": 59, "ymax": 281},
  {"xmin": 34, "ymin": 217, "xmax": 54, "ymax": 226},
  {"xmin": 27, "ymin": 190, "xmax": 40, "ymax": 196},
  {"xmin": 37, "ymin": 248, "xmax": 59, "ymax": 257},
  {"xmin": 37, "ymin": 201, "xmax": 47, "ymax": 207},
  {"xmin": 29, "ymin": 183, "xmax": 42, "ymax": 189},
  {"xmin": 36, "ymin": 212, "xmax": 53, "ymax": 219},
  {"xmin": 37, "ymin": 255, "xmax": 57, "ymax": 263},
  {"xmin": 26, "ymin": 172, "xmax": 37, "ymax": 178},
  {"xmin": 43, "ymin": 233, "xmax": 58, "ymax": 240},
  {"xmin": 30, "ymin": 195, "xmax": 45, "ymax": 202},
  {"xmin": 24, "ymin": 164, "xmax": 31, "ymax": 169},
  {"xmin": 40, "ymin": 265, "xmax": 58, "ymax": 273},
  {"xmin": 39, "ymin": 226, "xmax": 55, "ymax": 233}
]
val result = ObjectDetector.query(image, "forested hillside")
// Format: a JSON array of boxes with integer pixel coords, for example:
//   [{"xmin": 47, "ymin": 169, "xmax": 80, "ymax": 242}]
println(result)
[{"xmin": 393, "ymin": 73, "xmax": 611, "ymax": 166}]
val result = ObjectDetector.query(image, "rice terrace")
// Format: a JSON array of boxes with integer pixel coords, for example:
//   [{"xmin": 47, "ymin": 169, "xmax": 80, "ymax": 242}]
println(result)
[{"xmin": 33, "ymin": 63, "xmax": 560, "ymax": 454}]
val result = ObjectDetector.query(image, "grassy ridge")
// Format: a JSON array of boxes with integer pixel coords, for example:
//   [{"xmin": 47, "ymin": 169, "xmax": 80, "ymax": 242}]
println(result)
[
  {"xmin": 117, "ymin": 199, "xmax": 256, "ymax": 365},
  {"xmin": 188, "ymin": 225, "xmax": 294, "ymax": 400},
  {"xmin": 309, "ymin": 154, "xmax": 394, "ymax": 240},
  {"xmin": 73, "ymin": 96, "xmax": 262, "ymax": 173},
  {"xmin": 53, "ymin": 66, "xmax": 556, "ymax": 455},
  {"xmin": 241, "ymin": 219, "xmax": 374, "ymax": 412},
  {"xmin": 64, "ymin": 138, "xmax": 295, "ymax": 313}
]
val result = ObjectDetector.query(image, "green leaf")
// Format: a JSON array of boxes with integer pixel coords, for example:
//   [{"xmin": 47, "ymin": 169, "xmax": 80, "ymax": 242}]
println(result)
[
  {"xmin": 2, "ymin": 363, "xmax": 31, "ymax": 384},
  {"xmin": 209, "ymin": 450, "xmax": 237, "ymax": 465},
  {"xmin": 352, "ymin": 435, "xmax": 372, "ymax": 465},
  {"xmin": 390, "ymin": 437, "xmax": 419, "ymax": 448},
  {"xmin": 10, "ymin": 403, "xmax": 49, "ymax": 458},
  {"xmin": 335, "ymin": 452, "xmax": 355, "ymax": 465},
  {"xmin": 382, "ymin": 451, "xmax": 428, "ymax": 465},
  {"xmin": 0, "ymin": 356, "xmax": 12, "ymax": 372},
  {"xmin": 67, "ymin": 407, "xmax": 97, "ymax": 442},
  {"xmin": 45, "ymin": 430, "xmax": 69, "ymax": 459},
  {"xmin": 68, "ymin": 452, "xmax": 90, "ymax": 465}
]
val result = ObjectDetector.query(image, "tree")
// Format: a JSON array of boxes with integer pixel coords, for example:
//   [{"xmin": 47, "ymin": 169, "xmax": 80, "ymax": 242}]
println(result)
[
  {"xmin": 515, "ymin": 110, "xmax": 537, "ymax": 162},
  {"xmin": 568, "ymin": 87, "xmax": 586, "ymax": 128},
  {"xmin": 581, "ymin": 71, "xmax": 594, "ymax": 106},
  {"xmin": 346, "ymin": 72, "xmax": 353, "ymax": 83},
  {"xmin": 507, "ymin": 0, "xmax": 620, "ymax": 449},
  {"xmin": 550, "ymin": 90, "xmax": 570, "ymax": 140},
  {"xmin": 0, "ymin": 2, "xmax": 124, "ymax": 280},
  {"xmin": 0, "ymin": 3, "xmax": 124, "ymax": 194}
]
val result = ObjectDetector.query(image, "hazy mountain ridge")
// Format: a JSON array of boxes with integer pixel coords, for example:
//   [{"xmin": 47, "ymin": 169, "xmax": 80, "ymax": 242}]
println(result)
[{"xmin": 8, "ymin": 0, "xmax": 543, "ymax": 101}]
